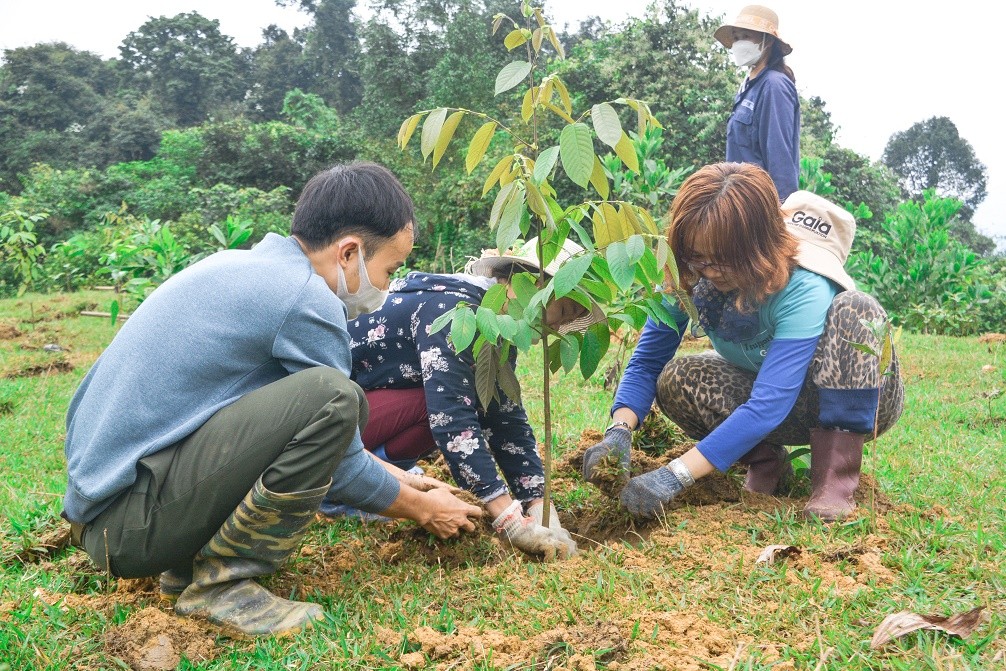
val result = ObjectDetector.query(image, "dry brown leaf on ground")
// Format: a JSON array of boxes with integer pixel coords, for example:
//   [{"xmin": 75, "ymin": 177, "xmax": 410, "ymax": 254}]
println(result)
[
  {"xmin": 870, "ymin": 607, "xmax": 985, "ymax": 649},
  {"xmin": 755, "ymin": 545, "xmax": 801, "ymax": 565}
]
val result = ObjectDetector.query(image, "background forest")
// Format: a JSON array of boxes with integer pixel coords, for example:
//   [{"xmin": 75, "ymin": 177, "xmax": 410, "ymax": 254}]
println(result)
[{"xmin": 1, "ymin": 0, "xmax": 1002, "ymax": 335}]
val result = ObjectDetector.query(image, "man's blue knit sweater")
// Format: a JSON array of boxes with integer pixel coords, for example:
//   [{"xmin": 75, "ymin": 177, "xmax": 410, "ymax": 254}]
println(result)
[{"xmin": 63, "ymin": 233, "xmax": 399, "ymax": 523}]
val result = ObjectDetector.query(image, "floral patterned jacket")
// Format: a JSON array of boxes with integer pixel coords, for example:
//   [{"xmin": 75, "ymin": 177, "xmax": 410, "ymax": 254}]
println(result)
[{"xmin": 348, "ymin": 272, "xmax": 544, "ymax": 503}]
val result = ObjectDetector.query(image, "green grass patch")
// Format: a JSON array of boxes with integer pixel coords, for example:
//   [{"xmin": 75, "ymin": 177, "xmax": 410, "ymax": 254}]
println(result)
[{"xmin": 1, "ymin": 291, "xmax": 1005, "ymax": 669}]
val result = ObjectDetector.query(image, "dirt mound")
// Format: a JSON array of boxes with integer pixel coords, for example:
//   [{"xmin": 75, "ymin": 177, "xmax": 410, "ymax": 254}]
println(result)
[
  {"xmin": 379, "ymin": 610, "xmax": 742, "ymax": 670},
  {"xmin": 0, "ymin": 322, "xmax": 22, "ymax": 339},
  {"xmin": 104, "ymin": 607, "xmax": 217, "ymax": 670}
]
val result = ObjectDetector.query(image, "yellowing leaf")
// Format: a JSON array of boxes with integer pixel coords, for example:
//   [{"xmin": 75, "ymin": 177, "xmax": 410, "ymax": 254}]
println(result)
[
  {"xmin": 600, "ymin": 203, "xmax": 624, "ymax": 242},
  {"xmin": 398, "ymin": 113, "xmax": 422, "ymax": 149},
  {"xmin": 545, "ymin": 102, "xmax": 575, "ymax": 124},
  {"xmin": 545, "ymin": 26, "xmax": 565, "ymax": 58},
  {"xmin": 521, "ymin": 88, "xmax": 535, "ymax": 122},
  {"xmin": 554, "ymin": 77, "xmax": 572, "ymax": 115},
  {"xmin": 589, "ymin": 156, "xmax": 609, "ymax": 200},
  {"xmin": 532, "ymin": 27, "xmax": 543, "ymax": 53},
  {"xmin": 614, "ymin": 132, "xmax": 639, "ymax": 173},
  {"xmin": 526, "ymin": 180, "xmax": 547, "ymax": 217},
  {"xmin": 504, "ymin": 29, "xmax": 527, "ymax": 51},
  {"xmin": 466, "ymin": 121, "xmax": 497, "ymax": 174},
  {"xmin": 484, "ymin": 155, "xmax": 514, "ymax": 196},
  {"xmin": 592, "ymin": 207, "xmax": 610, "ymax": 249},
  {"xmin": 420, "ymin": 107, "xmax": 448, "ymax": 159},
  {"xmin": 432, "ymin": 110, "xmax": 464, "ymax": 168}
]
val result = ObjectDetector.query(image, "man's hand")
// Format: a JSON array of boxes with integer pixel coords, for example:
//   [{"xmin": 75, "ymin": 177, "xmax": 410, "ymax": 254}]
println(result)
[
  {"xmin": 402, "ymin": 471, "xmax": 462, "ymax": 494},
  {"xmin": 582, "ymin": 426, "xmax": 632, "ymax": 488},
  {"xmin": 418, "ymin": 488, "xmax": 482, "ymax": 539},
  {"xmin": 526, "ymin": 500, "xmax": 578, "ymax": 558}
]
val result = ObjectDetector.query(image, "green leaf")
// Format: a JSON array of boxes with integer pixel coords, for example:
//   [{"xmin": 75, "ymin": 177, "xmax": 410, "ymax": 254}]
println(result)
[
  {"xmin": 482, "ymin": 283, "xmax": 508, "ymax": 312},
  {"xmin": 606, "ymin": 241, "xmax": 634, "ymax": 292},
  {"xmin": 559, "ymin": 123, "xmax": 595, "ymax": 188},
  {"xmin": 420, "ymin": 108, "xmax": 448, "ymax": 159},
  {"xmin": 476, "ymin": 306, "xmax": 501, "ymax": 344},
  {"xmin": 497, "ymin": 357, "xmax": 522, "ymax": 404},
  {"xmin": 109, "ymin": 300, "xmax": 120, "ymax": 325},
  {"xmin": 475, "ymin": 344, "xmax": 500, "ymax": 409},
  {"xmin": 509, "ymin": 272, "xmax": 537, "ymax": 317},
  {"xmin": 533, "ymin": 146, "xmax": 560, "ymax": 184},
  {"xmin": 591, "ymin": 103, "xmax": 622, "ymax": 148},
  {"xmin": 430, "ymin": 305, "xmax": 458, "ymax": 334},
  {"xmin": 559, "ymin": 334, "xmax": 580, "ymax": 372},
  {"xmin": 489, "ymin": 181, "xmax": 518, "ymax": 230},
  {"xmin": 450, "ymin": 305, "xmax": 477, "ymax": 353},
  {"xmin": 579, "ymin": 321, "xmax": 610, "ymax": 378},
  {"xmin": 625, "ymin": 234, "xmax": 645, "ymax": 265},
  {"xmin": 513, "ymin": 320, "xmax": 534, "ymax": 350},
  {"xmin": 495, "ymin": 61, "xmax": 532, "ymax": 96},
  {"xmin": 497, "ymin": 314, "xmax": 519, "ymax": 340},
  {"xmin": 496, "ymin": 187, "xmax": 525, "ymax": 252},
  {"xmin": 553, "ymin": 252, "xmax": 594, "ymax": 298},
  {"xmin": 432, "ymin": 110, "xmax": 465, "ymax": 168},
  {"xmin": 466, "ymin": 122, "xmax": 497, "ymax": 174}
]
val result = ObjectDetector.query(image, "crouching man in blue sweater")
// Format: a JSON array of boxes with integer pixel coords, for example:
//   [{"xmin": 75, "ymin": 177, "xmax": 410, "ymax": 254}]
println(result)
[{"xmin": 62, "ymin": 162, "xmax": 481, "ymax": 637}]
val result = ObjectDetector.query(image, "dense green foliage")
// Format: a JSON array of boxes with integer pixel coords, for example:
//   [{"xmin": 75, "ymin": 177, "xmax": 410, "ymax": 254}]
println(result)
[{"xmin": 0, "ymin": 0, "xmax": 1000, "ymax": 334}]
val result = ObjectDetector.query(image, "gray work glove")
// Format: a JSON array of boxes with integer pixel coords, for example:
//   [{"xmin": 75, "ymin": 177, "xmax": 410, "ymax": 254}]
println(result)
[
  {"xmin": 526, "ymin": 500, "xmax": 578, "ymax": 558},
  {"xmin": 619, "ymin": 459, "xmax": 694, "ymax": 518},
  {"xmin": 582, "ymin": 425, "xmax": 632, "ymax": 488},
  {"xmin": 492, "ymin": 501, "xmax": 576, "ymax": 561}
]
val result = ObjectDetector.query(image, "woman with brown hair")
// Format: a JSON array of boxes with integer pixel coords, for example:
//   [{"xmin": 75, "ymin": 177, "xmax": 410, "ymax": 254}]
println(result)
[{"xmin": 582, "ymin": 162, "xmax": 904, "ymax": 521}]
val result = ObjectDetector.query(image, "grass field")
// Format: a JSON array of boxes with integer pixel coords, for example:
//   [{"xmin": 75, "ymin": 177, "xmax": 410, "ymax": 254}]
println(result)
[{"xmin": 1, "ymin": 289, "xmax": 1005, "ymax": 670}]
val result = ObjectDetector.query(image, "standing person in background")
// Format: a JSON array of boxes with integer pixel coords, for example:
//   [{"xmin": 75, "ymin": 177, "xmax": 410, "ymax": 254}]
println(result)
[
  {"xmin": 325, "ymin": 238, "xmax": 605, "ymax": 560},
  {"xmin": 716, "ymin": 5, "xmax": 800, "ymax": 201},
  {"xmin": 62, "ymin": 162, "xmax": 481, "ymax": 638},
  {"xmin": 582, "ymin": 163, "xmax": 904, "ymax": 522}
]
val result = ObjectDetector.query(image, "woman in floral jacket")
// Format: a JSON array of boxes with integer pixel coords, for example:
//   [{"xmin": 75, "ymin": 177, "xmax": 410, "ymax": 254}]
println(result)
[{"xmin": 342, "ymin": 239, "xmax": 602, "ymax": 559}]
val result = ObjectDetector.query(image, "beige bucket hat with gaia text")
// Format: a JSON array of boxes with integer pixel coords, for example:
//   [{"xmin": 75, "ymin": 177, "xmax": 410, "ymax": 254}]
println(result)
[
  {"xmin": 782, "ymin": 190, "xmax": 857, "ymax": 292},
  {"xmin": 466, "ymin": 237, "xmax": 607, "ymax": 336},
  {"xmin": 714, "ymin": 5, "xmax": 793, "ymax": 56}
]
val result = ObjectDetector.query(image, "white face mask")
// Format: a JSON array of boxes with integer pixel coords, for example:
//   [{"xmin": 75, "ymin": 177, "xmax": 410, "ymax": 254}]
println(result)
[
  {"xmin": 336, "ymin": 249, "xmax": 389, "ymax": 320},
  {"xmin": 730, "ymin": 39, "xmax": 764, "ymax": 68}
]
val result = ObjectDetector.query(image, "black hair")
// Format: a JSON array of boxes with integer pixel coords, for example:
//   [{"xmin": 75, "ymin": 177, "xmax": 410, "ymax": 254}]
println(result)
[
  {"xmin": 291, "ymin": 161, "xmax": 416, "ymax": 256},
  {"xmin": 765, "ymin": 38, "xmax": 795, "ymax": 83}
]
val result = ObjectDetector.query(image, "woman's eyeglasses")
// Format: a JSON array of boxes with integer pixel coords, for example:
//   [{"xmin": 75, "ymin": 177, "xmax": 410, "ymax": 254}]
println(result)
[{"xmin": 683, "ymin": 257, "xmax": 732, "ymax": 274}]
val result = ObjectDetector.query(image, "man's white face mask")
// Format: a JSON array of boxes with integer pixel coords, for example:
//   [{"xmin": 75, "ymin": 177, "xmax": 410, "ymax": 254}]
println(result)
[{"xmin": 336, "ymin": 249, "xmax": 389, "ymax": 319}]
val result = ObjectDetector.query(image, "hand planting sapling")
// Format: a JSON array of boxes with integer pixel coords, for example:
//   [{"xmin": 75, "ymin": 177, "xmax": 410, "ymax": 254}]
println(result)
[{"xmin": 398, "ymin": 0, "xmax": 690, "ymax": 526}]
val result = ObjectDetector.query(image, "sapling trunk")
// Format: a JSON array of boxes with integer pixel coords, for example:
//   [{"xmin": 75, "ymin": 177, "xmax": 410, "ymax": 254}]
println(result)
[{"xmin": 541, "ymin": 329, "xmax": 552, "ymax": 529}]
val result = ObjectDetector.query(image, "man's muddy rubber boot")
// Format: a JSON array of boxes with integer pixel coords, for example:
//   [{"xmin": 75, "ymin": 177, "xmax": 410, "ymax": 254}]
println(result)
[
  {"xmin": 159, "ymin": 567, "xmax": 192, "ymax": 603},
  {"xmin": 174, "ymin": 477, "xmax": 329, "ymax": 637}
]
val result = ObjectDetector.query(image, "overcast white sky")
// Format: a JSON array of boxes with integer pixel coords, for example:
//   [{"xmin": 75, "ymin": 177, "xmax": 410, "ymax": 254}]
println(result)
[{"xmin": 1, "ymin": 0, "xmax": 1003, "ymax": 246}]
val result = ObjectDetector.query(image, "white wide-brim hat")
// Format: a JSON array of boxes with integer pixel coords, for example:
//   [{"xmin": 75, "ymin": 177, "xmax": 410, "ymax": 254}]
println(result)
[
  {"xmin": 467, "ymin": 237, "xmax": 607, "ymax": 336},
  {"xmin": 782, "ymin": 190, "xmax": 856, "ymax": 291},
  {"xmin": 714, "ymin": 5, "xmax": 793, "ymax": 56}
]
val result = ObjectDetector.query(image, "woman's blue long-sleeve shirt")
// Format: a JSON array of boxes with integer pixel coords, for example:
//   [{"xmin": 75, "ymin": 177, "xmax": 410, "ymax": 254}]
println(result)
[{"xmin": 612, "ymin": 269, "xmax": 836, "ymax": 471}]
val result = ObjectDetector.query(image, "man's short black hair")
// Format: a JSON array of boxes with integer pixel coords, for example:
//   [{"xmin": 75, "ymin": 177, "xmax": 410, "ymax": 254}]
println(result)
[{"xmin": 291, "ymin": 161, "xmax": 416, "ymax": 255}]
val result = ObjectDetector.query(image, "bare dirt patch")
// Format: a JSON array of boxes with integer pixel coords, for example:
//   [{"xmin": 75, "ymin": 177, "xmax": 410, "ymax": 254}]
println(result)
[{"xmin": 103, "ymin": 607, "xmax": 218, "ymax": 670}]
